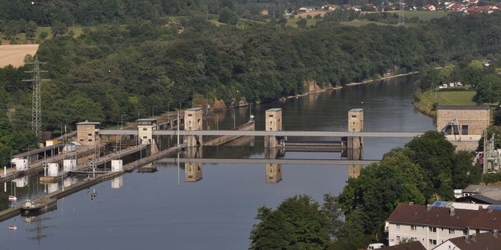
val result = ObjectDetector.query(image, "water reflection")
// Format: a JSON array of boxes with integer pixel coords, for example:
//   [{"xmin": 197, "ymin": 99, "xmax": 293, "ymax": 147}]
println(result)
[
  {"xmin": 184, "ymin": 147, "xmax": 203, "ymax": 182},
  {"xmin": 24, "ymin": 213, "xmax": 54, "ymax": 245}
]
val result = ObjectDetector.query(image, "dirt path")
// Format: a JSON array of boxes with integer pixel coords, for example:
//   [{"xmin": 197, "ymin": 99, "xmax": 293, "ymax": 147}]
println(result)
[{"xmin": 0, "ymin": 44, "xmax": 39, "ymax": 67}]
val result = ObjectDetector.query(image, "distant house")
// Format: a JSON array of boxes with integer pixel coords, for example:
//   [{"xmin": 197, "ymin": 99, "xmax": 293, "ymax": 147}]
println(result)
[
  {"xmin": 386, "ymin": 204, "xmax": 501, "ymax": 249},
  {"xmin": 469, "ymin": 0, "xmax": 479, "ymax": 5},
  {"xmin": 298, "ymin": 6, "xmax": 317, "ymax": 12},
  {"xmin": 342, "ymin": 4, "xmax": 352, "ymax": 10},
  {"xmin": 352, "ymin": 5, "xmax": 362, "ymax": 11},
  {"xmin": 424, "ymin": 4, "xmax": 436, "ymax": 11},
  {"xmin": 450, "ymin": 3, "xmax": 466, "ymax": 12},
  {"xmin": 321, "ymin": 4, "xmax": 336, "ymax": 11},
  {"xmin": 433, "ymin": 232, "xmax": 501, "ymax": 249},
  {"xmin": 455, "ymin": 185, "xmax": 501, "ymax": 204}
]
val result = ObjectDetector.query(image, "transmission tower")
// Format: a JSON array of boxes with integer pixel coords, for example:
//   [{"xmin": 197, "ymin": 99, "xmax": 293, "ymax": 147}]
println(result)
[
  {"xmin": 398, "ymin": 0, "xmax": 405, "ymax": 26},
  {"xmin": 24, "ymin": 60, "xmax": 48, "ymax": 143}
]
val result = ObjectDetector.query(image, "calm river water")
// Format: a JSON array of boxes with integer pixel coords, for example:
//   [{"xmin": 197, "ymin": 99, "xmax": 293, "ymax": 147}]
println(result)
[{"xmin": 0, "ymin": 75, "xmax": 435, "ymax": 250}]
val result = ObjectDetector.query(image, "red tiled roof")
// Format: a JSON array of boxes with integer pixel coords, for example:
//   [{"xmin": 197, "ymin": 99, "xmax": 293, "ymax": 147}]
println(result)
[
  {"xmin": 386, "ymin": 204, "xmax": 501, "ymax": 230},
  {"xmin": 448, "ymin": 232, "xmax": 501, "ymax": 248},
  {"xmin": 385, "ymin": 241, "xmax": 426, "ymax": 250}
]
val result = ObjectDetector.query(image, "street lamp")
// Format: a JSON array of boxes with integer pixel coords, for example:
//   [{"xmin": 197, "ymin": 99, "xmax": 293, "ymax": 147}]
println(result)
[
  {"xmin": 120, "ymin": 114, "xmax": 126, "ymax": 130},
  {"xmin": 27, "ymin": 146, "xmax": 31, "ymax": 165}
]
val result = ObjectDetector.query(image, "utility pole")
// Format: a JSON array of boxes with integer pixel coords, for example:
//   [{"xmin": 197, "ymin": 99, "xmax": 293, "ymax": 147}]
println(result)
[{"xmin": 23, "ymin": 59, "xmax": 48, "ymax": 143}]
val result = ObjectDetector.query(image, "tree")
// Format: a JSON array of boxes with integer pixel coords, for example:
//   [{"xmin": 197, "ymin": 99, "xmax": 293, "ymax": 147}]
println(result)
[
  {"xmin": 338, "ymin": 162, "xmax": 425, "ymax": 237},
  {"xmin": 297, "ymin": 18, "xmax": 307, "ymax": 29},
  {"xmin": 218, "ymin": 7, "xmax": 238, "ymax": 25},
  {"xmin": 249, "ymin": 195, "xmax": 330, "ymax": 250},
  {"xmin": 452, "ymin": 151, "xmax": 481, "ymax": 189},
  {"xmin": 25, "ymin": 20, "xmax": 37, "ymax": 41},
  {"xmin": 39, "ymin": 31, "xmax": 48, "ymax": 40},
  {"xmin": 474, "ymin": 73, "xmax": 501, "ymax": 103},
  {"xmin": 405, "ymin": 131, "xmax": 456, "ymax": 200},
  {"xmin": 461, "ymin": 60, "xmax": 484, "ymax": 88},
  {"xmin": 51, "ymin": 20, "xmax": 68, "ymax": 37}
]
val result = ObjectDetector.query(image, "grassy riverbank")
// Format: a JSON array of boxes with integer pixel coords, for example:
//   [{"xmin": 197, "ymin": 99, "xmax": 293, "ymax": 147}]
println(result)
[{"xmin": 413, "ymin": 88, "xmax": 477, "ymax": 117}]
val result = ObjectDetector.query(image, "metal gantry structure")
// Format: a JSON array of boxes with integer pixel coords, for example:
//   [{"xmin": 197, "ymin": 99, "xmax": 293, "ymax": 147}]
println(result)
[
  {"xmin": 23, "ymin": 60, "xmax": 48, "ymax": 143},
  {"xmin": 398, "ymin": 0, "xmax": 405, "ymax": 26}
]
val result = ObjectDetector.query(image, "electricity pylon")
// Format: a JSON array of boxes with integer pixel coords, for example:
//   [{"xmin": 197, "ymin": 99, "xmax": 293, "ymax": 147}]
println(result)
[{"xmin": 24, "ymin": 59, "xmax": 48, "ymax": 143}]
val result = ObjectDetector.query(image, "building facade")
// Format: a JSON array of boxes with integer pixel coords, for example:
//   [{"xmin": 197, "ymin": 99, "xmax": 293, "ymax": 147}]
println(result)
[
  {"xmin": 386, "ymin": 204, "xmax": 501, "ymax": 249},
  {"xmin": 76, "ymin": 121, "xmax": 100, "ymax": 146},
  {"xmin": 436, "ymin": 106, "xmax": 489, "ymax": 141}
]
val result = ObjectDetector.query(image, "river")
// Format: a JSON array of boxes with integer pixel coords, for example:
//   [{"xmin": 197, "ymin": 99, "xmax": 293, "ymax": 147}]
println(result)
[{"xmin": 0, "ymin": 75, "xmax": 435, "ymax": 250}]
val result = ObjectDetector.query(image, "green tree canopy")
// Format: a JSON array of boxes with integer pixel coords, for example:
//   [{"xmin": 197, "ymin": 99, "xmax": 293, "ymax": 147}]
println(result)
[
  {"xmin": 405, "ymin": 131, "xmax": 456, "ymax": 200},
  {"xmin": 250, "ymin": 195, "xmax": 331, "ymax": 250}
]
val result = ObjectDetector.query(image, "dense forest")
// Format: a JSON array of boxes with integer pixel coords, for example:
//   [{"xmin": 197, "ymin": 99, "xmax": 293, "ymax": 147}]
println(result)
[{"xmin": 0, "ymin": 2, "xmax": 501, "ymax": 163}]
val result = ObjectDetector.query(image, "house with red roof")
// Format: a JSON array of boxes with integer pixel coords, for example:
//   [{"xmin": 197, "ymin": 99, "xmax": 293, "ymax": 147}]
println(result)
[
  {"xmin": 385, "ymin": 204, "xmax": 501, "ymax": 249},
  {"xmin": 433, "ymin": 231, "xmax": 501, "ymax": 249}
]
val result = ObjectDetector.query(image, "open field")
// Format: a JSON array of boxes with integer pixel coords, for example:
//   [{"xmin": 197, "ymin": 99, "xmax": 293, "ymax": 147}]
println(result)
[
  {"xmin": 0, "ymin": 44, "xmax": 39, "ymax": 67},
  {"xmin": 295, "ymin": 11, "xmax": 329, "ymax": 19},
  {"xmin": 414, "ymin": 89, "xmax": 477, "ymax": 117}
]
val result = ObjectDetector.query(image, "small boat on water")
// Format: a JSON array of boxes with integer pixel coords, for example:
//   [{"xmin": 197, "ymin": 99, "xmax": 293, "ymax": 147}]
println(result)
[
  {"xmin": 8, "ymin": 225, "xmax": 17, "ymax": 230},
  {"xmin": 20, "ymin": 198, "xmax": 57, "ymax": 216},
  {"xmin": 8, "ymin": 195, "xmax": 17, "ymax": 201}
]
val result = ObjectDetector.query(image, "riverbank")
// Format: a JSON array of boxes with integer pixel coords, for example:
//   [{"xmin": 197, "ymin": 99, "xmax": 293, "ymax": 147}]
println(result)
[
  {"xmin": 412, "ymin": 88, "xmax": 477, "ymax": 118},
  {"xmin": 287, "ymin": 71, "xmax": 419, "ymax": 100}
]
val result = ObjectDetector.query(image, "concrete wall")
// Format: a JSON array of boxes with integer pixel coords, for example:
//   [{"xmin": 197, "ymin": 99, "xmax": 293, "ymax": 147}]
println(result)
[
  {"xmin": 437, "ymin": 106, "xmax": 489, "ymax": 138},
  {"xmin": 76, "ymin": 123, "xmax": 99, "ymax": 146},
  {"xmin": 387, "ymin": 221, "xmax": 488, "ymax": 249},
  {"xmin": 347, "ymin": 108, "xmax": 364, "ymax": 149},
  {"xmin": 204, "ymin": 121, "xmax": 255, "ymax": 146},
  {"xmin": 184, "ymin": 108, "xmax": 203, "ymax": 147}
]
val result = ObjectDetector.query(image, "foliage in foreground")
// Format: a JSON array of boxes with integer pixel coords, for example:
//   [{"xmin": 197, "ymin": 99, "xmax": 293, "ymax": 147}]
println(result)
[{"xmin": 250, "ymin": 131, "xmax": 482, "ymax": 250}]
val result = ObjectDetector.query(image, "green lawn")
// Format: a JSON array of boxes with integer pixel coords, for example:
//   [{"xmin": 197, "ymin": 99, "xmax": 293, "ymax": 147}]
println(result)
[
  {"xmin": 403, "ymin": 10, "xmax": 449, "ymax": 21},
  {"xmin": 414, "ymin": 88, "xmax": 477, "ymax": 117},
  {"xmin": 1, "ymin": 26, "xmax": 85, "ymax": 44}
]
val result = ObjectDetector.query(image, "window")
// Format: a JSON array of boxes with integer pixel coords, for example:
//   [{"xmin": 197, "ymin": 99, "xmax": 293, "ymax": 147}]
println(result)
[
  {"xmin": 462, "ymin": 125, "xmax": 469, "ymax": 135},
  {"xmin": 352, "ymin": 115, "xmax": 357, "ymax": 118},
  {"xmin": 449, "ymin": 229, "xmax": 455, "ymax": 234},
  {"xmin": 463, "ymin": 229, "xmax": 468, "ymax": 235},
  {"xmin": 429, "ymin": 227, "xmax": 436, "ymax": 232},
  {"xmin": 396, "ymin": 236, "xmax": 401, "ymax": 241},
  {"xmin": 143, "ymin": 128, "xmax": 147, "ymax": 131},
  {"xmin": 444, "ymin": 125, "xmax": 452, "ymax": 135},
  {"xmin": 396, "ymin": 224, "xmax": 400, "ymax": 230},
  {"xmin": 411, "ymin": 225, "xmax": 417, "ymax": 231},
  {"xmin": 429, "ymin": 239, "xmax": 437, "ymax": 245}
]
